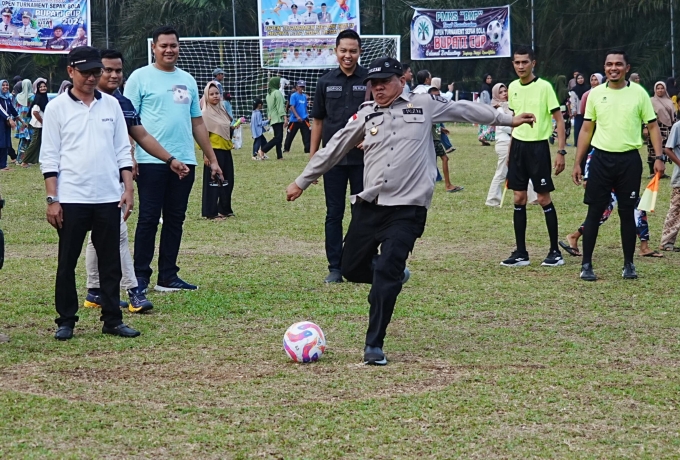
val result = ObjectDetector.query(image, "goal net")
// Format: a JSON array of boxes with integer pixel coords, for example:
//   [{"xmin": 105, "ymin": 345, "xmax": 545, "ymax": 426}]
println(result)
[{"xmin": 147, "ymin": 35, "xmax": 401, "ymax": 119}]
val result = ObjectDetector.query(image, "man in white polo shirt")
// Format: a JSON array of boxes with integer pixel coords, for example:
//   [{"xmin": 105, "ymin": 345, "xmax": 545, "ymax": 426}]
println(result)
[{"xmin": 40, "ymin": 46, "xmax": 140, "ymax": 341}]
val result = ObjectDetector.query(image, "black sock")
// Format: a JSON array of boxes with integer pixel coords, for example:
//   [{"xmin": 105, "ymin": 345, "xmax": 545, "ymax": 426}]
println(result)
[
  {"xmin": 514, "ymin": 204, "xmax": 527, "ymax": 253},
  {"xmin": 618, "ymin": 205, "xmax": 636, "ymax": 264},
  {"xmin": 542, "ymin": 202, "xmax": 559, "ymax": 251},
  {"xmin": 582, "ymin": 204, "xmax": 607, "ymax": 265}
]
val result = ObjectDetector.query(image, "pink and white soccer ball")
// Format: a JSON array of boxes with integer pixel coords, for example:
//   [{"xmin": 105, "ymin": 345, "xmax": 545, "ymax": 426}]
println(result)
[{"xmin": 283, "ymin": 321, "xmax": 326, "ymax": 363}]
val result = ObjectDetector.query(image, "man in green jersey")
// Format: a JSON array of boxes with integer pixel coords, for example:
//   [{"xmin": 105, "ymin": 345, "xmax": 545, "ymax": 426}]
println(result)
[
  {"xmin": 502, "ymin": 46, "xmax": 567, "ymax": 268},
  {"xmin": 573, "ymin": 49, "xmax": 665, "ymax": 281}
]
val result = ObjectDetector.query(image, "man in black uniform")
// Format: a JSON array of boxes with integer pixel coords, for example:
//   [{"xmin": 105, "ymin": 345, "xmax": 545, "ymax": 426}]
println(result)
[
  {"xmin": 45, "ymin": 26, "xmax": 69, "ymax": 50},
  {"xmin": 310, "ymin": 29, "xmax": 367, "ymax": 283}
]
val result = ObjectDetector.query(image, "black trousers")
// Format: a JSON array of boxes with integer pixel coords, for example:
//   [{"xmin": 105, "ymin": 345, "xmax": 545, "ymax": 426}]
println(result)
[
  {"xmin": 341, "ymin": 202, "xmax": 427, "ymax": 348},
  {"xmin": 56, "ymin": 203, "xmax": 123, "ymax": 328},
  {"xmin": 134, "ymin": 164, "xmax": 195, "ymax": 283},
  {"xmin": 323, "ymin": 164, "xmax": 364, "ymax": 272},
  {"xmin": 261, "ymin": 122, "xmax": 284, "ymax": 159},
  {"xmin": 284, "ymin": 120, "xmax": 310, "ymax": 153},
  {"xmin": 202, "ymin": 149, "xmax": 234, "ymax": 217}
]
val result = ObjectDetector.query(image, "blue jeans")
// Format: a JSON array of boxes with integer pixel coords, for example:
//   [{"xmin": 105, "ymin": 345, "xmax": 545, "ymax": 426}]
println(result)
[
  {"xmin": 134, "ymin": 163, "xmax": 196, "ymax": 283},
  {"xmin": 253, "ymin": 134, "xmax": 267, "ymax": 157},
  {"xmin": 323, "ymin": 164, "xmax": 364, "ymax": 272},
  {"xmin": 441, "ymin": 132, "xmax": 453, "ymax": 150}
]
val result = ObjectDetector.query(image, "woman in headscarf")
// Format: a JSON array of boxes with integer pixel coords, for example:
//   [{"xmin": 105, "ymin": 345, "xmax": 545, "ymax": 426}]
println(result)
[
  {"xmin": 0, "ymin": 80, "xmax": 18, "ymax": 170},
  {"xmin": 486, "ymin": 83, "xmax": 511, "ymax": 206},
  {"xmin": 647, "ymin": 81, "xmax": 676, "ymax": 177},
  {"xmin": 20, "ymin": 79, "xmax": 49, "ymax": 166},
  {"xmin": 258, "ymin": 76, "xmax": 287, "ymax": 160},
  {"xmin": 13, "ymin": 78, "xmax": 33, "ymax": 163},
  {"xmin": 477, "ymin": 73, "xmax": 495, "ymax": 146},
  {"xmin": 200, "ymin": 81, "xmax": 234, "ymax": 219},
  {"xmin": 554, "ymin": 75, "xmax": 569, "ymax": 105},
  {"xmin": 57, "ymin": 80, "xmax": 71, "ymax": 95},
  {"xmin": 32, "ymin": 77, "xmax": 46, "ymax": 94},
  {"xmin": 569, "ymin": 73, "xmax": 590, "ymax": 147}
]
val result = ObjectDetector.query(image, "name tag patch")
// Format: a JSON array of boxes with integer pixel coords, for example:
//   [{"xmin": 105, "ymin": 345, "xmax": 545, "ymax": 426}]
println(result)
[
  {"xmin": 326, "ymin": 86, "xmax": 342, "ymax": 92},
  {"xmin": 402, "ymin": 108, "xmax": 423, "ymax": 115},
  {"xmin": 353, "ymin": 85, "xmax": 367, "ymax": 91},
  {"xmin": 101, "ymin": 117, "xmax": 114, "ymax": 122},
  {"xmin": 431, "ymin": 95, "xmax": 449, "ymax": 103}
]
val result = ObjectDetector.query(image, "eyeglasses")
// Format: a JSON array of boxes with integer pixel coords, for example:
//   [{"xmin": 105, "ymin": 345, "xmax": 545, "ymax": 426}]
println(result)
[
  {"xmin": 75, "ymin": 68, "xmax": 103, "ymax": 78},
  {"xmin": 103, "ymin": 68, "xmax": 123, "ymax": 75}
]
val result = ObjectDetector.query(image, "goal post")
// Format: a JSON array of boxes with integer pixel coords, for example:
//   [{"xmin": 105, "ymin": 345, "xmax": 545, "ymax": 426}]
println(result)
[{"xmin": 146, "ymin": 35, "xmax": 401, "ymax": 119}]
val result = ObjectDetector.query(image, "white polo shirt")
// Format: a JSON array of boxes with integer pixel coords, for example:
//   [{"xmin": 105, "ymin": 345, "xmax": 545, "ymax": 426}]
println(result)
[{"xmin": 39, "ymin": 89, "xmax": 132, "ymax": 204}]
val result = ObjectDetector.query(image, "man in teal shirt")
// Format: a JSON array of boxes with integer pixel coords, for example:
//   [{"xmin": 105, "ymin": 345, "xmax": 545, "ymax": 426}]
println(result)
[{"xmin": 124, "ymin": 25, "xmax": 222, "ymax": 293}]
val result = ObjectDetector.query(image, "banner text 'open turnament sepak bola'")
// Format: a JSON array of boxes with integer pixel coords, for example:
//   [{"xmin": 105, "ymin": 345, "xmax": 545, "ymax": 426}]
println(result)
[
  {"xmin": 411, "ymin": 5, "xmax": 510, "ymax": 60},
  {"xmin": 258, "ymin": 0, "xmax": 360, "ymax": 69},
  {"xmin": 0, "ymin": 0, "xmax": 90, "ymax": 54}
]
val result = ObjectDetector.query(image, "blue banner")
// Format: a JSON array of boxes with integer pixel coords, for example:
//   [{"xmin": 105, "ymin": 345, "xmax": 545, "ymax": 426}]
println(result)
[
  {"xmin": 411, "ymin": 6, "xmax": 511, "ymax": 60},
  {"xmin": 0, "ymin": 0, "xmax": 90, "ymax": 54}
]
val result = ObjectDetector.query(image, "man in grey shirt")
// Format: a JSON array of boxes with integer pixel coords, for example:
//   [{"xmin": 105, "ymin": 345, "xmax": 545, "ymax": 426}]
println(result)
[{"xmin": 287, "ymin": 57, "xmax": 534, "ymax": 365}]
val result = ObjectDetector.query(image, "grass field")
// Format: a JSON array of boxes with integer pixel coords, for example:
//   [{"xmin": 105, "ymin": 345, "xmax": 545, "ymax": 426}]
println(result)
[{"xmin": 2, "ymin": 124, "xmax": 680, "ymax": 459}]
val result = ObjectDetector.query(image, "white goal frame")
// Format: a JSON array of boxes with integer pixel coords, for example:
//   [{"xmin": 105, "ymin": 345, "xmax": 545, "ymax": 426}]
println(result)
[{"xmin": 145, "ymin": 35, "xmax": 401, "ymax": 118}]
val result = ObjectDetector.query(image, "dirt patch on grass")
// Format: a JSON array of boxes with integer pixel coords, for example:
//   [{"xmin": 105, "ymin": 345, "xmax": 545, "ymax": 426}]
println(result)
[{"xmin": 0, "ymin": 352, "xmax": 468, "ymax": 409}]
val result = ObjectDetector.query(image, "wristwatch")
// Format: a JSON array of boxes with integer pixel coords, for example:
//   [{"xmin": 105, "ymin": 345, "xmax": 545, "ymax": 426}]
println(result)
[
  {"xmin": 165, "ymin": 155, "xmax": 176, "ymax": 166},
  {"xmin": 654, "ymin": 155, "xmax": 668, "ymax": 162},
  {"xmin": 46, "ymin": 196, "xmax": 59, "ymax": 205},
  {"xmin": 557, "ymin": 149, "xmax": 568, "ymax": 156}
]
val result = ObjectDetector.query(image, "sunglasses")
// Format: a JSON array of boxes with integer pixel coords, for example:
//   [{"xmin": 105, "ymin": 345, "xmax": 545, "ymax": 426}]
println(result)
[{"xmin": 75, "ymin": 68, "xmax": 103, "ymax": 78}]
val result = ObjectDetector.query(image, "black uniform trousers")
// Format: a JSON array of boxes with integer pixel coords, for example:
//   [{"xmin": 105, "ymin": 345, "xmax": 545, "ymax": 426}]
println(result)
[
  {"xmin": 55, "ymin": 202, "xmax": 123, "ymax": 328},
  {"xmin": 341, "ymin": 201, "xmax": 427, "ymax": 348},
  {"xmin": 284, "ymin": 120, "xmax": 311, "ymax": 153},
  {"xmin": 202, "ymin": 148, "xmax": 234, "ymax": 217}
]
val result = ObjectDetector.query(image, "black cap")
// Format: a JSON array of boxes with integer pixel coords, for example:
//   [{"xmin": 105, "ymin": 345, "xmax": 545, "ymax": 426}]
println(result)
[
  {"xmin": 291, "ymin": 3, "xmax": 298, "ymax": 8},
  {"xmin": 1, "ymin": 7, "xmax": 12, "ymax": 16},
  {"xmin": 67, "ymin": 46, "xmax": 103, "ymax": 71},
  {"xmin": 364, "ymin": 57, "xmax": 403, "ymax": 83}
]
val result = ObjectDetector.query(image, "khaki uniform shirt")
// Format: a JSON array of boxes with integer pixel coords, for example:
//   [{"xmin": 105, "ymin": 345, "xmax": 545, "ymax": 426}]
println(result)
[{"xmin": 295, "ymin": 93, "xmax": 514, "ymax": 209}]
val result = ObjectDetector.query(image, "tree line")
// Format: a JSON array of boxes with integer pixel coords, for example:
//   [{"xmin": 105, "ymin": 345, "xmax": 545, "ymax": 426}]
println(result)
[{"xmin": 0, "ymin": 0, "xmax": 675, "ymax": 92}]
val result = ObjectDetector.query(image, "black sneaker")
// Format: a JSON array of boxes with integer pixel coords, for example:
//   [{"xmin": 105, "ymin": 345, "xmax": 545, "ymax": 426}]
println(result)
[
  {"xmin": 154, "ymin": 277, "xmax": 198, "ymax": 292},
  {"xmin": 127, "ymin": 288, "xmax": 154, "ymax": 313},
  {"xmin": 500, "ymin": 250, "xmax": 530, "ymax": 267},
  {"xmin": 622, "ymin": 262, "xmax": 638, "ymax": 280},
  {"xmin": 136, "ymin": 278, "xmax": 150, "ymax": 295},
  {"xmin": 541, "ymin": 249, "xmax": 565, "ymax": 267},
  {"xmin": 364, "ymin": 346, "xmax": 387, "ymax": 366},
  {"xmin": 580, "ymin": 263, "xmax": 597, "ymax": 281},
  {"xmin": 324, "ymin": 270, "xmax": 343, "ymax": 283},
  {"xmin": 83, "ymin": 289, "xmax": 129, "ymax": 309}
]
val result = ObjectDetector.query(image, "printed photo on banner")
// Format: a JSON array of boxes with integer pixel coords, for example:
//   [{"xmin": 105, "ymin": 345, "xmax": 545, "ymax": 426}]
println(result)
[
  {"xmin": 0, "ymin": 0, "xmax": 90, "ymax": 54},
  {"xmin": 411, "ymin": 6, "xmax": 510, "ymax": 60},
  {"xmin": 258, "ymin": 0, "xmax": 360, "ymax": 69}
]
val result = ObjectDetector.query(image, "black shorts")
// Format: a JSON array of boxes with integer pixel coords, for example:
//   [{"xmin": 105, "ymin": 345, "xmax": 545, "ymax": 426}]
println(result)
[
  {"xmin": 584, "ymin": 149, "xmax": 642, "ymax": 207},
  {"xmin": 433, "ymin": 140, "xmax": 446, "ymax": 157},
  {"xmin": 507, "ymin": 139, "xmax": 554, "ymax": 193}
]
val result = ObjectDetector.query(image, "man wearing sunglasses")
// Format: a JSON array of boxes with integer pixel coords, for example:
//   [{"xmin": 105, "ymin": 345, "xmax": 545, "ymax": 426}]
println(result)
[{"xmin": 40, "ymin": 46, "xmax": 141, "ymax": 340}]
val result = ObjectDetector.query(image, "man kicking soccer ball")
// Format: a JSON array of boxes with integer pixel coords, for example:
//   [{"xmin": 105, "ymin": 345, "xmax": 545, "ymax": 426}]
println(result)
[{"xmin": 286, "ymin": 57, "xmax": 535, "ymax": 365}]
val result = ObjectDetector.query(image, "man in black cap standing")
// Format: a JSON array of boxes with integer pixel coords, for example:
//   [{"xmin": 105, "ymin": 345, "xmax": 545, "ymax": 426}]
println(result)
[
  {"xmin": 287, "ymin": 57, "xmax": 535, "ymax": 365},
  {"xmin": 40, "ymin": 46, "xmax": 140, "ymax": 340}
]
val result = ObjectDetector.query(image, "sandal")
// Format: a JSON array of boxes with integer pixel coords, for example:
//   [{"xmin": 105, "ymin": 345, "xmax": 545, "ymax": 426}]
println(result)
[
  {"xmin": 661, "ymin": 244, "xmax": 680, "ymax": 252},
  {"xmin": 641, "ymin": 250, "xmax": 664, "ymax": 258},
  {"xmin": 446, "ymin": 186, "xmax": 464, "ymax": 193},
  {"xmin": 559, "ymin": 240, "xmax": 582, "ymax": 257}
]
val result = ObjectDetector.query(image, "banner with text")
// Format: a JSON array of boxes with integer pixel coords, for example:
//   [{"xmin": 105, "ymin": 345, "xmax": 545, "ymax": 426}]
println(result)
[
  {"xmin": 410, "ymin": 6, "xmax": 510, "ymax": 60},
  {"xmin": 0, "ymin": 0, "xmax": 90, "ymax": 54},
  {"xmin": 258, "ymin": 0, "xmax": 360, "ymax": 69}
]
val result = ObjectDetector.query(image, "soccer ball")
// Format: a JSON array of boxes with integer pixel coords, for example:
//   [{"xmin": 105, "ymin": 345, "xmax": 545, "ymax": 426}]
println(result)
[
  {"xmin": 264, "ymin": 19, "xmax": 276, "ymax": 26},
  {"xmin": 283, "ymin": 321, "xmax": 326, "ymax": 363},
  {"xmin": 487, "ymin": 20, "xmax": 503, "ymax": 43}
]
